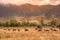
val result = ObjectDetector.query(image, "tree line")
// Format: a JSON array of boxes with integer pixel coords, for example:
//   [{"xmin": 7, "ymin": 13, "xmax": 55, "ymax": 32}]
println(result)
[{"xmin": 0, "ymin": 19, "xmax": 60, "ymax": 28}]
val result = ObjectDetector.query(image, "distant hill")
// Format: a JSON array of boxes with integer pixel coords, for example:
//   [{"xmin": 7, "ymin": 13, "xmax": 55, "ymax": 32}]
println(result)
[{"xmin": 0, "ymin": 4, "xmax": 60, "ymax": 19}]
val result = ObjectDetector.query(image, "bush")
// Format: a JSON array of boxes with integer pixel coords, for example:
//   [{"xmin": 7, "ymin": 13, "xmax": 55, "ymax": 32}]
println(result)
[
  {"xmin": 50, "ymin": 21, "xmax": 56, "ymax": 26},
  {"xmin": 22, "ymin": 21, "xmax": 37, "ymax": 27},
  {"xmin": 29, "ymin": 23, "xmax": 37, "ymax": 27},
  {"xmin": 57, "ymin": 24, "xmax": 60, "ymax": 28},
  {"xmin": 4, "ymin": 21, "xmax": 10, "ymax": 27},
  {"xmin": 37, "ymin": 24, "xmax": 42, "ymax": 28}
]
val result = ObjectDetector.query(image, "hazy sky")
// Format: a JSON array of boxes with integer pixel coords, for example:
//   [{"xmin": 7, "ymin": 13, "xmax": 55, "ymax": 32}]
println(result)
[{"xmin": 0, "ymin": 0, "xmax": 60, "ymax": 5}]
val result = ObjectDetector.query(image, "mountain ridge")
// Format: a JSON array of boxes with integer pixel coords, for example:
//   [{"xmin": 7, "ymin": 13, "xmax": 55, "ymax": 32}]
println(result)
[{"xmin": 0, "ymin": 4, "xmax": 60, "ymax": 19}]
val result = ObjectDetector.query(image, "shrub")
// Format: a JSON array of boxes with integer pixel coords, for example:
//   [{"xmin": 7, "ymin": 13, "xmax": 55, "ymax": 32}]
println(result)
[
  {"xmin": 4, "ymin": 21, "xmax": 10, "ymax": 27},
  {"xmin": 37, "ymin": 24, "xmax": 42, "ymax": 28},
  {"xmin": 57, "ymin": 24, "xmax": 60, "ymax": 28}
]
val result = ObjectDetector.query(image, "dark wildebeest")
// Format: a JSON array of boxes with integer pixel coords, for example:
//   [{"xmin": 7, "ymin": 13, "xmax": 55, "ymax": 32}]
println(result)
[
  {"xmin": 53, "ymin": 29, "xmax": 58, "ymax": 31},
  {"xmin": 38, "ymin": 29, "xmax": 42, "ymax": 31},
  {"xmin": 8, "ymin": 29, "xmax": 11, "ymax": 31},
  {"xmin": 44, "ymin": 28, "xmax": 50, "ymax": 32},
  {"xmin": 50, "ymin": 28, "xmax": 58, "ymax": 31},
  {"xmin": 18, "ymin": 29, "xmax": 20, "ymax": 31},
  {"xmin": 13, "ymin": 29, "xmax": 16, "ymax": 31},
  {"xmin": 45, "ymin": 29, "xmax": 49, "ymax": 32},
  {"xmin": 35, "ymin": 25, "xmax": 42, "ymax": 31},
  {"xmin": 25, "ymin": 28, "xmax": 29, "ymax": 31},
  {"xmin": 35, "ymin": 27, "xmax": 38, "ymax": 30},
  {"xmin": 35, "ymin": 27, "xmax": 42, "ymax": 31}
]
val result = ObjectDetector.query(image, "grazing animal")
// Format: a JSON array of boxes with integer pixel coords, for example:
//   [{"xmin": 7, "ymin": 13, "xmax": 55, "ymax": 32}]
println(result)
[
  {"xmin": 44, "ymin": 28, "xmax": 50, "ymax": 32},
  {"xmin": 53, "ymin": 29, "xmax": 57, "ymax": 31},
  {"xmin": 45, "ymin": 30, "xmax": 49, "ymax": 32},
  {"xmin": 8, "ymin": 29, "xmax": 10, "ymax": 31},
  {"xmin": 38, "ymin": 29, "xmax": 42, "ymax": 31},
  {"xmin": 18, "ymin": 29, "xmax": 20, "ymax": 31},
  {"xmin": 50, "ymin": 28, "xmax": 57, "ymax": 31},
  {"xmin": 13, "ymin": 29, "xmax": 16, "ymax": 31},
  {"xmin": 35, "ymin": 28, "xmax": 38, "ymax": 30},
  {"xmin": 25, "ymin": 28, "xmax": 29, "ymax": 31},
  {"xmin": 50, "ymin": 28, "xmax": 53, "ymax": 30}
]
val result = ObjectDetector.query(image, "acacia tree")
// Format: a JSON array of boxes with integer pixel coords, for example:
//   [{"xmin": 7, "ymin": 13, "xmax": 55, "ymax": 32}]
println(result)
[
  {"xmin": 50, "ymin": 15, "xmax": 57, "ymax": 28},
  {"xmin": 9, "ymin": 19, "xmax": 18, "ymax": 27},
  {"xmin": 40, "ymin": 14, "xmax": 46, "ymax": 26},
  {"xmin": 4, "ymin": 21, "xmax": 10, "ymax": 27}
]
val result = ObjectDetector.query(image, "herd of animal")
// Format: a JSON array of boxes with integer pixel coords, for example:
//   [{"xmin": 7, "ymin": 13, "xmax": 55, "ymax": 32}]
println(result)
[{"xmin": 1, "ymin": 27, "xmax": 60, "ymax": 32}]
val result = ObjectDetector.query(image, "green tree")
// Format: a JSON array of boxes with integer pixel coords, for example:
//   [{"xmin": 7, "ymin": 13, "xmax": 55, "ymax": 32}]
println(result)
[
  {"xmin": 4, "ymin": 21, "xmax": 10, "ymax": 27},
  {"xmin": 10, "ymin": 19, "xmax": 18, "ymax": 27},
  {"xmin": 37, "ymin": 24, "xmax": 42, "ymax": 28},
  {"xmin": 57, "ymin": 24, "xmax": 60, "ymax": 28}
]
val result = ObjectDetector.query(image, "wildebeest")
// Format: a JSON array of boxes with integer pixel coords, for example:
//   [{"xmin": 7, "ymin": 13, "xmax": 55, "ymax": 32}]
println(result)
[
  {"xmin": 43, "ymin": 28, "xmax": 50, "ymax": 32},
  {"xmin": 38, "ymin": 29, "xmax": 42, "ymax": 31},
  {"xmin": 25, "ymin": 28, "xmax": 29, "ymax": 31},
  {"xmin": 35, "ymin": 25, "xmax": 42, "ymax": 31},
  {"xmin": 50, "ymin": 28, "xmax": 58, "ymax": 31},
  {"xmin": 18, "ymin": 29, "xmax": 20, "ymax": 31},
  {"xmin": 35, "ymin": 27, "xmax": 38, "ymax": 30},
  {"xmin": 45, "ymin": 29, "xmax": 49, "ymax": 32},
  {"xmin": 13, "ymin": 29, "xmax": 16, "ymax": 31},
  {"xmin": 8, "ymin": 29, "xmax": 11, "ymax": 31},
  {"xmin": 53, "ymin": 28, "xmax": 58, "ymax": 31},
  {"xmin": 35, "ymin": 27, "xmax": 42, "ymax": 31},
  {"xmin": 50, "ymin": 28, "xmax": 53, "ymax": 30}
]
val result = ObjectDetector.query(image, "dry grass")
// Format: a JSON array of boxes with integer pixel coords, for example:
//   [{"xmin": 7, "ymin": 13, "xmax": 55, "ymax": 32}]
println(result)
[{"xmin": 0, "ymin": 27, "xmax": 60, "ymax": 40}]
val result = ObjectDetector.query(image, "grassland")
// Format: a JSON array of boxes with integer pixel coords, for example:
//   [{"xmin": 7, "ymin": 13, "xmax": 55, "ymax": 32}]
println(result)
[{"xmin": 0, "ymin": 27, "xmax": 60, "ymax": 40}]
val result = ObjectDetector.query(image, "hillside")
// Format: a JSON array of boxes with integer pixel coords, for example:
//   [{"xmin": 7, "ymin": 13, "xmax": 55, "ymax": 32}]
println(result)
[{"xmin": 0, "ymin": 4, "xmax": 60, "ymax": 19}]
